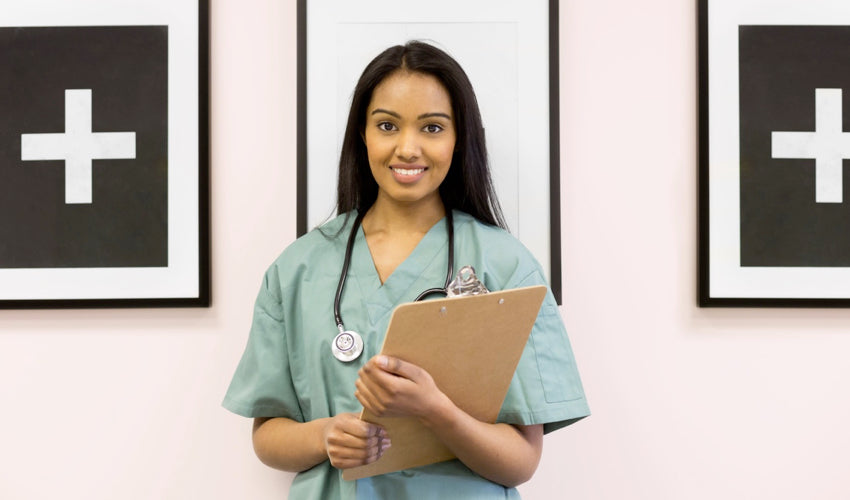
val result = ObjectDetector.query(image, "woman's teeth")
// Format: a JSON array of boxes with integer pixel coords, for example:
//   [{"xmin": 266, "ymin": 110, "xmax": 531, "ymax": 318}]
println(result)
[{"xmin": 392, "ymin": 167, "xmax": 424, "ymax": 175}]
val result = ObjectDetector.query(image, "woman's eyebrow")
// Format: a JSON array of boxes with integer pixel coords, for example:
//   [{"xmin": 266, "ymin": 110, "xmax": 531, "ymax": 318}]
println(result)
[
  {"xmin": 417, "ymin": 112, "xmax": 452, "ymax": 120},
  {"xmin": 371, "ymin": 108, "xmax": 400, "ymax": 118},
  {"xmin": 370, "ymin": 109, "xmax": 452, "ymax": 121}
]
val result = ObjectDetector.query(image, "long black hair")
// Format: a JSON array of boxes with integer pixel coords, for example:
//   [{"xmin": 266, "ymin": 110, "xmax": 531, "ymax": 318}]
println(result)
[{"xmin": 336, "ymin": 41, "xmax": 507, "ymax": 229}]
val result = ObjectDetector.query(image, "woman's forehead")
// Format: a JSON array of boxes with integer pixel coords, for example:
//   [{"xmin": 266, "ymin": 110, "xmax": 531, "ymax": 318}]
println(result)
[{"xmin": 368, "ymin": 70, "xmax": 453, "ymax": 114}]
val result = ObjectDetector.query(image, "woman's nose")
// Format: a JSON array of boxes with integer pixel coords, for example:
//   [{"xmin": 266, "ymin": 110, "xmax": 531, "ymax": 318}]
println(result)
[{"xmin": 395, "ymin": 129, "xmax": 420, "ymax": 161}]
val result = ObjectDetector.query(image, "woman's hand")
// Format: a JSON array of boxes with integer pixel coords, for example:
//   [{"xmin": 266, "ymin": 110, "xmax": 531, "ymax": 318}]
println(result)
[
  {"xmin": 353, "ymin": 355, "xmax": 543, "ymax": 487},
  {"xmin": 322, "ymin": 412, "xmax": 390, "ymax": 469},
  {"xmin": 354, "ymin": 355, "xmax": 449, "ymax": 420}
]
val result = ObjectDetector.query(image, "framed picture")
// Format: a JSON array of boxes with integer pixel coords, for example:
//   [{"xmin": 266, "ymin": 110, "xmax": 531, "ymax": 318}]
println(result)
[
  {"xmin": 0, "ymin": 0, "xmax": 210, "ymax": 308},
  {"xmin": 297, "ymin": 0, "xmax": 563, "ymax": 302},
  {"xmin": 699, "ymin": 0, "xmax": 850, "ymax": 306}
]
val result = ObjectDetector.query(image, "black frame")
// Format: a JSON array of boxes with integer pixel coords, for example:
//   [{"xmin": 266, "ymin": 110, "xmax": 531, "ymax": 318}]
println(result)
[
  {"xmin": 698, "ymin": 0, "xmax": 714, "ymax": 307},
  {"xmin": 296, "ymin": 0, "xmax": 563, "ymax": 303},
  {"xmin": 0, "ymin": 1, "xmax": 210, "ymax": 309}
]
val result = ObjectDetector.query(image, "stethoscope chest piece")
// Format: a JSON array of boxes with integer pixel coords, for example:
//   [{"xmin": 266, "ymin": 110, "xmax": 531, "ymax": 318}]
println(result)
[{"xmin": 332, "ymin": 329, "xmax": 364, "ymax": 362}]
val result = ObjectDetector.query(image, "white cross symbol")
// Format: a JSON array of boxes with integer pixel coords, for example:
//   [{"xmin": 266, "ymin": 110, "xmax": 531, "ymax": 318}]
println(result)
[
  {"xmin": 21, "ymin": 89, "xmax": 136, "ymax": 204},
  {"xmin": 772, "ymin": 88, "xmax": 850, "ymax": 203}
]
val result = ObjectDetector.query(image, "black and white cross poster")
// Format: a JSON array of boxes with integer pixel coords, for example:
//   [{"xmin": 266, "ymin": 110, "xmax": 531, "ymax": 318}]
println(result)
[
  {"xmin": 0, "ymin": 2, "xmax": 207, "ymax": 307},
  {"xmin": 700, "ymin": 0, "xmax": 850, "ymax": 305},
  {"xmin": 1, "ymin": 26, "xmax": 168, "ymax": 268},
  {"xmin": 739, "ymin": 25, "xmax": 850, "ymax": 268}
]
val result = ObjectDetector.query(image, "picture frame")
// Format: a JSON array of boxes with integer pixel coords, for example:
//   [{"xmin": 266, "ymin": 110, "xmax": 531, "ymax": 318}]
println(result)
[
  {"xmin": 699, "ymin": 0, "xmax": 850, "ymax": 307},
  {"xmin": 297, "ymin": 0, "xmax": 563, "ymax": 302},
  {"xmin": 0, "ymin": 0, "xmax": 210, "ymax": 308}
]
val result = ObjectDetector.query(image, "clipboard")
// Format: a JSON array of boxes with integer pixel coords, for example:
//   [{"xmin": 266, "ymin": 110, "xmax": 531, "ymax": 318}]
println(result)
[{"xmin": 343, "ymin": 285, "xmax": 548, "ymax": 480}]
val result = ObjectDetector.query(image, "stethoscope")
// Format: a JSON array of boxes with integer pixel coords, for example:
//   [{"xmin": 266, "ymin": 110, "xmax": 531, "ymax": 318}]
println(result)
[{"xmin": 331, "ymin": 209, "xmax": 454, "ymax": 362}]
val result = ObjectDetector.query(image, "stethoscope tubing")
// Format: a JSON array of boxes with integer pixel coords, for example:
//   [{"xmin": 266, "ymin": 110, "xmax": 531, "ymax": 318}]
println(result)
[{"xmin": 333, "ymin": 209, "xmax": 454, "ymax": 333}]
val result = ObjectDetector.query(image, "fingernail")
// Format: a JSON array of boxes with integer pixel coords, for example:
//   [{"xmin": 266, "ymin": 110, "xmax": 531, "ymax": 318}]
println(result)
[
  {"xmin": 377, "ymin": 355, "xmax": 388, "ymax": 367},
  {"xmin": 381, "ymin": 440, "xmax": 391, "ymax": 451}
]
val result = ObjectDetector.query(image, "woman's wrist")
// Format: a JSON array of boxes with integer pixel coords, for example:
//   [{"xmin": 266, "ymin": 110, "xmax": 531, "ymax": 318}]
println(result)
[
  {"xmin": 316, "ymin": 417, "xmax": 333, "ymax": 459},
  {"xmin": 418, "ymin": 390, "xmax": 458, "ymax": 430}
]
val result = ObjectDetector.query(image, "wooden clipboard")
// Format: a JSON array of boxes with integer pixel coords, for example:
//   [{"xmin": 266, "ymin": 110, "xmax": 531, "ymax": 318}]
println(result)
[{"xmin": 343, "ymin": 285, "xmax": 547, "ymax": 480}]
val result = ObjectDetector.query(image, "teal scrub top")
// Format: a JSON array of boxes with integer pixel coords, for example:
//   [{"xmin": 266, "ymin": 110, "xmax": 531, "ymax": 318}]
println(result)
[{"xmin": 223, "ymin": 211, "xmax": 590, "ymax": 499}]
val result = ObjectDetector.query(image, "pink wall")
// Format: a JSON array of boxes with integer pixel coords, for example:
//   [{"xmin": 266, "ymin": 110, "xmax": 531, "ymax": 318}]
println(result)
[{"xmin": 1, "ymin": 1, "xmax": 848, "ymax": 498}]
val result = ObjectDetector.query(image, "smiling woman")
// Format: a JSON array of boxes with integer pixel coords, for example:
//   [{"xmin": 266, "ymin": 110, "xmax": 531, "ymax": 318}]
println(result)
[{"xmin": 223, "ymin": 41, "xmax": 589, "ymax": 499}]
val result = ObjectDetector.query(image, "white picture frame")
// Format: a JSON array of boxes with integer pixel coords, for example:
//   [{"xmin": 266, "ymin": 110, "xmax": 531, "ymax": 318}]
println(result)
[
  {"xmin": 699, "ymin": 0, "xmax": 850, "ymax": 306},
  {"xmin": 297, "ymin": 0, "xmax": 562, "ymax": 301},
  {"xmin": 0, "ymin": 0, "xmax": 209, "ymax": 307}
]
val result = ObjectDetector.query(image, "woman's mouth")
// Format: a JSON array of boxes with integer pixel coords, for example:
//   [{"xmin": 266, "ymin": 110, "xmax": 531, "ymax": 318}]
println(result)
[{"xmin": 390, "ymin": 166, "xmax": 427, "ymax": 183}]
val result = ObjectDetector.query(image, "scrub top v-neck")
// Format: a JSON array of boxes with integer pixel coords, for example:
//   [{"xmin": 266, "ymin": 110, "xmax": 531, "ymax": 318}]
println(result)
[{"xmin": 349, "ymin": 216, "xmax": 449, "ymax": 328}]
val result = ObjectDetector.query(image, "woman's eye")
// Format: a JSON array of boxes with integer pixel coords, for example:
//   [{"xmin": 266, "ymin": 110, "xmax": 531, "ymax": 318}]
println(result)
[
  {"xmin": 424, "ymin": 124, "xmax": 443, "ymax": 133},
  {"xmin": 378, "ymin": 122, "xmax": 396, "ymax": 132}
]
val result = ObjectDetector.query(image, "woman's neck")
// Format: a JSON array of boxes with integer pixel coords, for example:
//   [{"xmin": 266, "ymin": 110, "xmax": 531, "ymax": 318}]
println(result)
[
  {"xmin": 362, "ymin": 193, "xmax": 446, "ymax": 236},
  {"xmin": 360, "ymin": 192, "xmax": 446, "ymax": 284}
]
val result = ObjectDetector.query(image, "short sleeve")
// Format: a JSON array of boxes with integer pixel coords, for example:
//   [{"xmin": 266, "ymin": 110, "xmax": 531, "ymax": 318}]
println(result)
[
  {"xmin": 497, "ymin": 268, "xmax": 590, "ymax": 434},
  {"xmin": 222, "ymin": 267, "xmax": 304, "ymax": 421}
]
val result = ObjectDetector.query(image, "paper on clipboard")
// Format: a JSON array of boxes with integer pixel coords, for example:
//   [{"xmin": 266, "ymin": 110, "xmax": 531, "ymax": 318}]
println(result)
[{"xmin": 342, "ymin": 285, "xmax": 547, "ymax": 480}]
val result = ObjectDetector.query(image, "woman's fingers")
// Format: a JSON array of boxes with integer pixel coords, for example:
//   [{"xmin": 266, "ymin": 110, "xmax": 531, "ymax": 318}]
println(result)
[
  {"xmin": 323, "ymin": 412, "xmax": 390, "ymax": 469},
  {"xmin": 356, "ymin": 355, "xmax": 440, "ymax": 418},
  {"xmin": 354, "ymin": 375, "xmax": 389, "ymax": 415},
  {"xmin": 374, "ymin": 355, "xmax": 423, "ymax": 380}
]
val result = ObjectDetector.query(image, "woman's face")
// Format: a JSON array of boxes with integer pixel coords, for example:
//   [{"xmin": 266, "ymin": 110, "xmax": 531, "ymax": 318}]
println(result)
[{"xmin": 364, "ymin": 70, "xmax": 456, "ymax": 209}]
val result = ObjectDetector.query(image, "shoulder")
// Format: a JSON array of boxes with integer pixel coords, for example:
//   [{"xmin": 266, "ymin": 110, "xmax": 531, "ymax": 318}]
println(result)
[
  {"xmin": 451, "ymin": 211, "xmax": 546, "ymax": 291},
  {"xmin": 452, "ymin": 211, "xmax": 521, "ymax": 246},
  {"xmin": 280, "ymin": 212, "xmax": 352, "ymax": 259},
  {"xmin": 452, "ymin": 210, "xmax": 538, "ymax": 261},
  {"xmin": 262, "ymin": 212, "xmax": 355, "ymax": 291}
]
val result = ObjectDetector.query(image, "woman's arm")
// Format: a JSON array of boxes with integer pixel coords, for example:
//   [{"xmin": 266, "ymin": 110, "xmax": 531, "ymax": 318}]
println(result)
[
  {"xmin": 252, "ymin": 414, "xmax": 389, "ymax": 472},
  {"xmin": 355, "ymin": 355, "xmax": 543, "ymax": 488},
  {"xmin": 424, "ymin": 403, "xmax": 542, "ymax": 487}
]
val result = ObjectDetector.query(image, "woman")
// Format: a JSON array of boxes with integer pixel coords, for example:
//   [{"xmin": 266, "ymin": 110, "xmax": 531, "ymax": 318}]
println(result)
[{"xmin": 223, "ymin": 41, "xmax": 589, "ymax": 499}]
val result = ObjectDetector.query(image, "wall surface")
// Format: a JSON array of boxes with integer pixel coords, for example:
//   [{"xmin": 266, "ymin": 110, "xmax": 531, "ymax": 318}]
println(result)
[{"xmin": 1, "ymin": 1, "xmax": 849, "ymax": 499}]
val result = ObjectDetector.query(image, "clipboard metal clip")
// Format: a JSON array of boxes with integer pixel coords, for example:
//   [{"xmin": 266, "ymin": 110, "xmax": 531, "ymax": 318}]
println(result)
[{"xmin": 446, "ymin": 265, "xmax": 489, "ymax": 298}]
